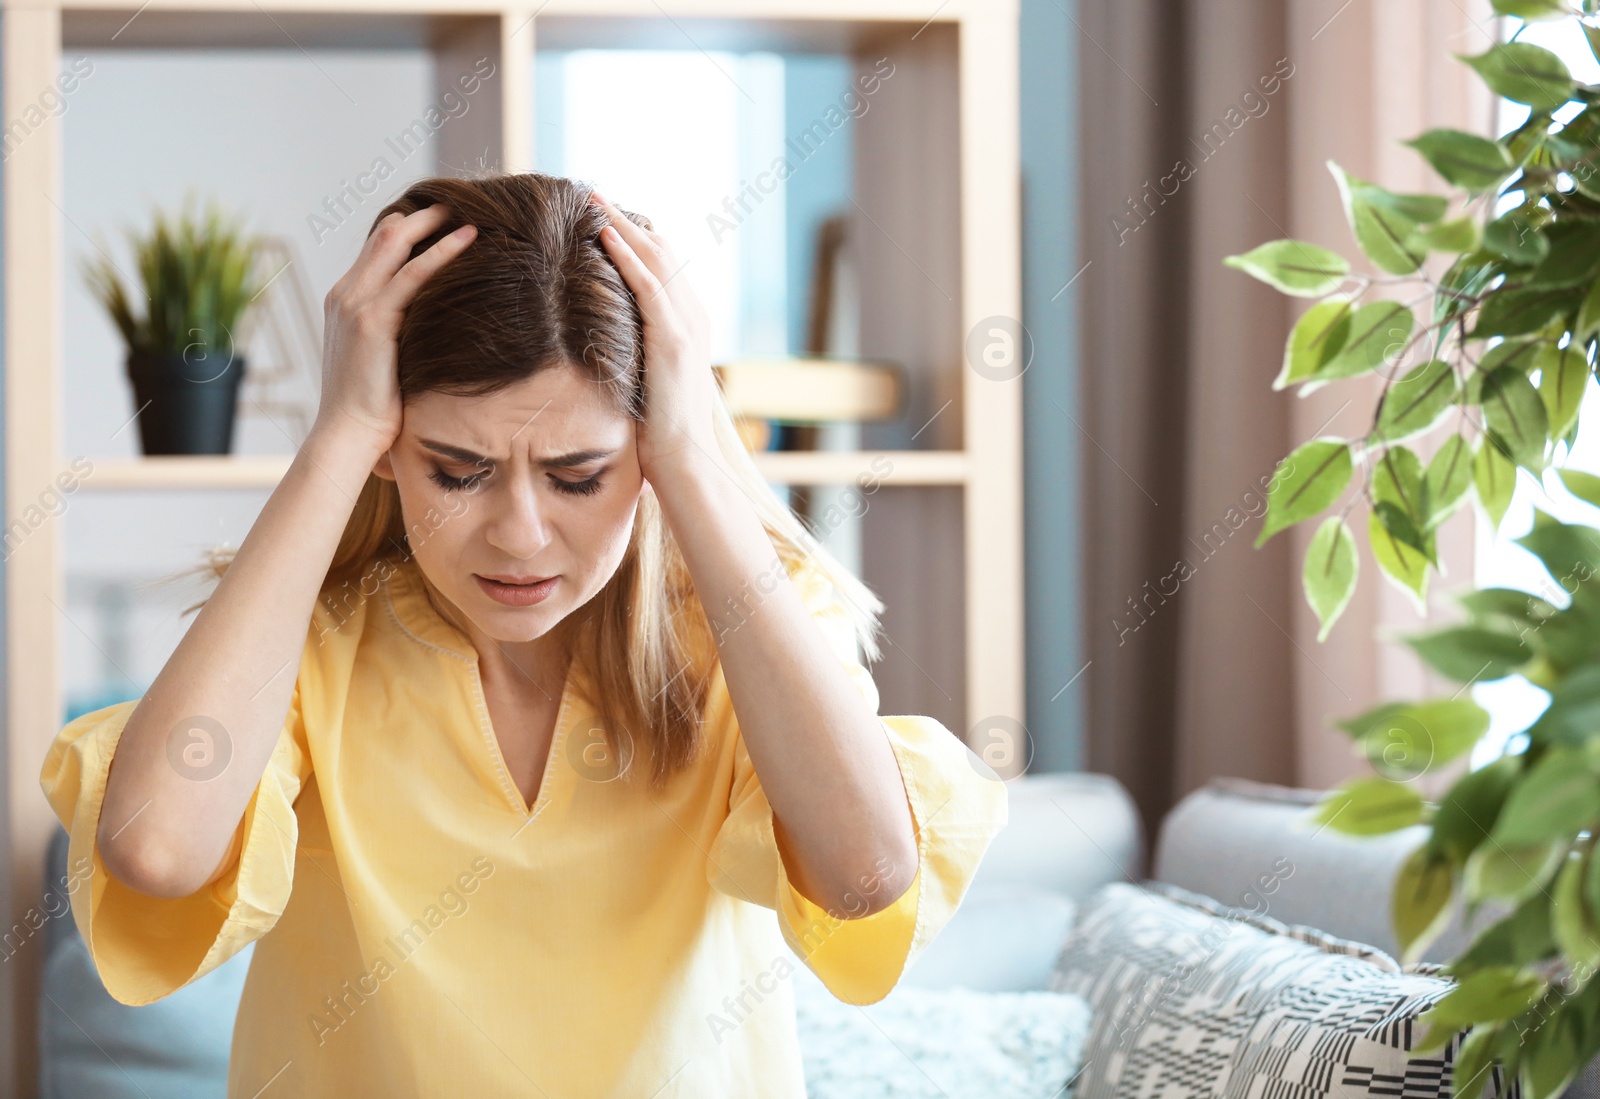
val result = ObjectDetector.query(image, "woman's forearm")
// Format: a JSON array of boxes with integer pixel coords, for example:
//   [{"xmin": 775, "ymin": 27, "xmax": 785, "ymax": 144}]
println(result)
[
  {"xmin": 98, "ymin": 426, "xmax": 386, "ymax": 898},
  {"xmin": 649, "ymin": 448, "xmax": 919, "ymax": 917}
]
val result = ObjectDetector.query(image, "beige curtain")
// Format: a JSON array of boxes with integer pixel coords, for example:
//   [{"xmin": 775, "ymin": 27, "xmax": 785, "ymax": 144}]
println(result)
[{"xmin": 1077, "ymin": 0, "xmax": 1496, "ymax": 844}]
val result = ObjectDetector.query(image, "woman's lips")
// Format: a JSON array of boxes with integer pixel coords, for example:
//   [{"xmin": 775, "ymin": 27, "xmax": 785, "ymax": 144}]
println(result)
[{"xmin": 474, "ymin": 574, "xmax": 558, "ymax": 607}]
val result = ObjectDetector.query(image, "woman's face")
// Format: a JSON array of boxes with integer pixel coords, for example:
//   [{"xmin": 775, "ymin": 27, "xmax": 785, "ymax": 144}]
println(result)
[{"xmin": 373, "ymin": 361, "xmax": 646, "ymax": 648}]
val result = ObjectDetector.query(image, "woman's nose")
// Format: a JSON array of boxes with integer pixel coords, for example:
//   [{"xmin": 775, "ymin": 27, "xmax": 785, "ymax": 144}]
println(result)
[{"xmin": 484, "ymin": 479, "xmax": 553, "ymax": 560}]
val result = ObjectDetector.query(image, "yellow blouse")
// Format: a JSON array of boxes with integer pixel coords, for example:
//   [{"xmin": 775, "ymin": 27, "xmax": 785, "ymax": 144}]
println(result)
[{"xmin": 39, "ymin": 553, "xmax": 1009, "ymax": 1098}]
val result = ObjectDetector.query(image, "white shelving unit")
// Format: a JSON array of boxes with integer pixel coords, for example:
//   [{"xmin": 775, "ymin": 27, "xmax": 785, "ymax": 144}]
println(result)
[{"xmin": 0, "ymin": 2, "xmax": 1022, "ymax": 1092}]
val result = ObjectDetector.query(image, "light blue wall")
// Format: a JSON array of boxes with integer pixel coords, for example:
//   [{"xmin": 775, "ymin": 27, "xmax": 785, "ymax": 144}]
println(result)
[
  {"xmin": 1020, "ymin": 0, "xmax": 1085, "ymax": 771},
  {"xmin": 781, "ymin": 55, "xmax": 853, "ymax": 356}
]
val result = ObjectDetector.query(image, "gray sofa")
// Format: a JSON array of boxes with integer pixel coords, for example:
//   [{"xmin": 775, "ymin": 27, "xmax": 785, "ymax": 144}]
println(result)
[
  {"xmin": 37, "ymin": 771, "xmax": 1600, "ymax": 1097},
  {"xmin": 900, "ymin": 771, "xmax": 1599, "ymax": 1098}
]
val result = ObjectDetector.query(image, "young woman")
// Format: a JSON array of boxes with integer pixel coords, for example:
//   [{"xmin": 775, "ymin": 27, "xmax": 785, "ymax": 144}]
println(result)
[{"xmin": 40, "ymin": 171, "xmax": 1008, "ymax": 1098}]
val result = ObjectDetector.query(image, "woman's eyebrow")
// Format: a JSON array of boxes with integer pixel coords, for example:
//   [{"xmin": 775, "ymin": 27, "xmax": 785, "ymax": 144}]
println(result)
[{"xmin": 417, "ymin": 438, "xmax": 617, "ymax": 469}]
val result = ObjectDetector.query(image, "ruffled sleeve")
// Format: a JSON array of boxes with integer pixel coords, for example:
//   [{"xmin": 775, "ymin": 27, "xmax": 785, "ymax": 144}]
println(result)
[
  {"xmin": 705, "ymin": 564, "xmax": 1009, "ymax": 1006},
  {"xmin": 38, "ymin": 648, "xmax": 314, "ymax": 1007}
]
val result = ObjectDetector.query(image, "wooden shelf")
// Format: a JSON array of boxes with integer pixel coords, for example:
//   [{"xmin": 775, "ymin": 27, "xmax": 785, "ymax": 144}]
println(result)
[
  {"xmin": 756, "ymin": 449, "xmax": 966, "ymax": 485},
  {"xmin": 80, "ymin": 454, "xmax": 297, "ymax": 490},
  {"xmin": 77, "ymin": 449, "xmax": 969, "ymax": 490},
  {"xmin": 60, "ymin": 0, "xmax": 957, "ymax": 53},
  {"xmin": 715, "ymin": 357, "xmax": 905, "ymax": 422}
]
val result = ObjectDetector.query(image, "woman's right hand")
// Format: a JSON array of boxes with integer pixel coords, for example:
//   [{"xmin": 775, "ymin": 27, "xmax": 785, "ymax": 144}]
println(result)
[{"xmin": 310, "ymin": 203, "xmax": 477, "ymax": 456}]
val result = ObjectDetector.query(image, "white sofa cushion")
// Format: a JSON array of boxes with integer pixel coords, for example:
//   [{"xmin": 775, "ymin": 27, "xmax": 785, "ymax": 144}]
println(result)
[
  {"xmin": 793, "ymin": 957, "xmax": 1091, "ymax": 1098},
  {"xmin": 898, "ymin": 884, "xmax": 1077, "ymax": 992}
]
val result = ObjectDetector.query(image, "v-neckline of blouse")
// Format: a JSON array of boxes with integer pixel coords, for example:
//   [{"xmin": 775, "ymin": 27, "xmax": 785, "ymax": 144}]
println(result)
[{"xmin": 383, "ymin": 554, "xmax": 575, "ymax": 821}]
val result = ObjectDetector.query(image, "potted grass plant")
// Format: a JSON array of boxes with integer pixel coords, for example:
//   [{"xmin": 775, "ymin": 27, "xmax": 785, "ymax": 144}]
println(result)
[
  {"xmin": 82, "ymin": 196, "xmax": 264, "ymax": 455},
  {"xmin": 1224, "ymin": 2, "xmax": 1600, "ymax": 1095}
]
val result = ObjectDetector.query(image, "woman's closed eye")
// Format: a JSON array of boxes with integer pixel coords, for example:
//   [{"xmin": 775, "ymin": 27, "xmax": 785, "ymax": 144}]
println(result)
[
  {"xmin": 549, "ymin": 473, "xmax": 605, "ymax": 496},
  {"xmin": 427, "ymin": 464, "xmax": 489, "ymax": 493},
  {"xmin": 426, "ymin": 465, "xmax": 605, "ymax": 497}
]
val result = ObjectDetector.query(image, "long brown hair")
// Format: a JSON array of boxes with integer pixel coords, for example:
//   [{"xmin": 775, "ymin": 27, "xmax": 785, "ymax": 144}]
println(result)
[{"xmin": 182, "ymin": 170, "xmax": 885, "ymax": 789}]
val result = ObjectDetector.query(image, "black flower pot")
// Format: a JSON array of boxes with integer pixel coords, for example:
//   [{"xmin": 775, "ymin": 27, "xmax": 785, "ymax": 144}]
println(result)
[{"xmin": 125, "ymin": 348, "xmax": 246, "ymax": 455}]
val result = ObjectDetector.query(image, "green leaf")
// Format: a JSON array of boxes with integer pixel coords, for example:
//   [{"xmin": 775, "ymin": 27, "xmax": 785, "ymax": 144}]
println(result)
[
  {"xmin": 1423, "ymin": 435, "xmax": 1474, "ymax": 529},
  {"xmin": 1405, "ymin": 129, "xmax": 1515, "ymax": 192},
  {"xmin": 1524, "ymin": 220, "xmax": 1600, "ymax": 289},
  {"xmin": 1458, "ymin": 42, "xmax": 1574, "ymax": 111},
  {"xmin": 1375, "ymin": 445, "xmax": 1440, "ymax": 567},
  {"xmin": 1528, "ymin": 668, "xmax": 1600, "ymax": 744},
  {"xmin": 1485, "ymin": 207, "xmax": 1551, "ymax": 266},
  {"xmin": 1311, "ymin": 301, "xmax": 1416, "ymax": 384},
  {"xmin": 1431, "ymin": 754, "xmax": 1519, "ymax": 865},
  {"xmin": 1481, "ymin": 365, "xmax": 1550, "ymax": 471},
  {"xmin": 1465, "ymin": 339, "xmax": 1543, "ymax": 406},
  {"xmin": 1553, "ymin": 847, "xmax": 1600, "ymax": 970},
  {"xmin": 1409, "ymin": 214, "xmax": 1482, "ymax": 254},
  {"xmin": 1559, "ymin": 468, "xmax": 1600, "ymax": 510},
  {"xmin": 1405, "ymin": 626, "xmax": 1531, "ymax": 684},
  {"xmin": 1256, "ymin": 439, "xmax": 1353, "ymax": 545},
  {"xmin": 1541, "ymin": 609, "xmax": 1600, "ymax": 677},
  {"xmin": 1335, "ymin": 700, "xmax": 1412, "ymax": 741},
  {"xmin": 1493, "ymin": 745, "xmax": 1600, "ymax": 847},
  {"xmin": 1354, "ymin": 698, "xmax": 1492, "ymax": 778},
  {"xmin": 1376, "ymin": 359, "xmax": 1459, "ymax": 443},
  {"xmin": 1454, "ymin": 887, "xmax": 1555, "ymax": 972},
  {"xmin": 1559, "ymin": 976, "xmax": 1600, "ymax": 1083},
  {"xmin": 1471, "ymin": 286, "xmax": 1579, "ymax": 338},
  {"xmin": 1520, "ymin": 1001, "xmax": 1586, "ymax": 1099},
  {"xmin": 1375, "ymin": 498, "xmax": 1434, "ymax": 566},
  {"xmin": 1473, "ymin": 434, "xmax": 1517, "ymax": 531},
  {"xmin": 1394, "ymin": 843, "xmax": 1457, "ymax": 966},
  {"xmin": 1369, "ymin": 507, "xmax": 1431, "ymax": 612},
  {"xmin": 1584, "ymin": 830, "xmax": 1600, "ymax": 914},
  {"xmin": 1328, "ymin": 161, "xmax": 1446, "ymax": 275},
  {"xmin": 1417, "ymin": 967, "xmax": 1547, "ymax": 1056},
  {"xmin": 1493, "ymin": 0, "xmax": 1572, "ymax": 16},
  {"xmin": 1458, "ymin": 587, "xmax": 1558, "ymax": 625},
  {"xmin": 1522, "ymin": 128, "xmax": 1587, "ymax": 175},
  {"xmin": 1222, "ymin": 239, "xmax": 1350, "ymax": 297},
  {"xmin": 1577, "ymin": 275, "xmax": 1600, "ymax": 341},
  {"xmin": 1515, "ymin": 519, "xmax": 1600, "ymax": 597},
  {"xmin": 1309, "ymin": 775, "xmax": 1425, "ymax": 836},
  {"xmin": 1523, "ymin": 655, "xmax": 1561, "ymax": 692},
  {"xmin": 1303, "ymin": 516, "xmax": 1357, "ymax": 642},
  {"xmin": 1274, "ymin": 299, "xmax": 1352, "ymax": 390},
  {"xmin": 1437, "ymin": 254, "xmax": 1503, "ymax": 327},
  {"xmin": 1537, "ymin": 344, "xmax": 1589, "ymax": 442},
  {"xmin": 1450, "ymin": 1025, "xmax": 1501, "ymax": 1099},
  {"xmin": 1375, "ymin": 445, "xmax": 1428, "ymax": 523},
  {"xmin": 1481, "ymin": 337, "xmax": 1546, "ymax": 376},
  {"xmin": 1464, "ymin": 837, "xmax": 1565, "ymax": 905}
]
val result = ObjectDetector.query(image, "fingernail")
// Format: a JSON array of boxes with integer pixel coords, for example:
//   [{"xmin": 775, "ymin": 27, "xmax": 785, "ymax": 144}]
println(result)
[{"xmin": 591, "ymin": 189, "xmax": 610, "ymax": 205}]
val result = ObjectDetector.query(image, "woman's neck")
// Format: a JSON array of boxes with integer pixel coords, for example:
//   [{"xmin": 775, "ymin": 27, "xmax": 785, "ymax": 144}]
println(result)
[{"xmin": 415, "ymin": 562, "xmax": 572, "ymax": 700}]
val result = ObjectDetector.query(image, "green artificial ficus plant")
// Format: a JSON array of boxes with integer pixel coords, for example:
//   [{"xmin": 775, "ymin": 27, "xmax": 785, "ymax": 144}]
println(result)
[{"xmin": 1225, "ymin": 3, "xmax": 1600, "ymax": 1096}]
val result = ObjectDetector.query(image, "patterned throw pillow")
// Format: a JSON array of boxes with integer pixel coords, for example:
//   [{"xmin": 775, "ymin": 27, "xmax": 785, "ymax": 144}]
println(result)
[{"xmin": 1047, "ymin": 881, "xmax": 1519, "ymax": 1099}]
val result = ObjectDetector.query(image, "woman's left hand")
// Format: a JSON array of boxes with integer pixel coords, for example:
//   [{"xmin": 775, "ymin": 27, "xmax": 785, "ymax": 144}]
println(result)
[{"xmin": 590, "ymin": 191, "xmax": 723, "ymax": 488}]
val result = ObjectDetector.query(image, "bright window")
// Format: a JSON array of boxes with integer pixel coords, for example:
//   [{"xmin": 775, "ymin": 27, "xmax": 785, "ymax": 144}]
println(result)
[
  {"xmin": 535, "ymin": 49, "xmax": 790, "ymax": 365},
  {"xmin": 1470, "ymin": 18, "xmax": 1600, "ymax": 766}
]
